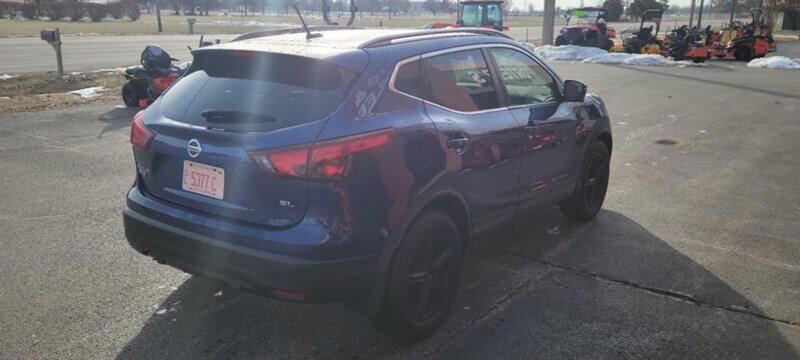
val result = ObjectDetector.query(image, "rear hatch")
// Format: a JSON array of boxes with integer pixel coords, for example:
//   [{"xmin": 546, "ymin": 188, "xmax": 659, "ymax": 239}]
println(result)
[{"xmin": 137, "ymin": 50, "xmax": 358, "ymax": 227}]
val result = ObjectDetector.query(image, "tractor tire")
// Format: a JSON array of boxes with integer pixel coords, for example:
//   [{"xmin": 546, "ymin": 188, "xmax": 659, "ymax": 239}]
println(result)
[
  {"xmin": 122, "ymin": 83, "xmax": 140, "ymax": 107},
  {"xmin": 733, "ymin": 45, "xmax": 754, "ymax": 61},
  {"xmin": 603, "ymin": 38, "xmax": 614, "ymax": 51},
  {"xmin": 555, "ymin": 35, "xmax": 567, "ymax": 46}
]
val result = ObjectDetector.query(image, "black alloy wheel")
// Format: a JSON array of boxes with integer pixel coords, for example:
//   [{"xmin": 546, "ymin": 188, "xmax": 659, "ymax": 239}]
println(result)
[
  {"xmin": 560, "ymin": 140, "xmax": 610, "ymax": 222},
  {"xmin": 404, "ymin": 232, "xmax": 455, "ymax": 321},
  {"xmin": 583, "ymin": 151, "xmax": 610, "ymax": 215},
  {"xmin": 374, "ymin": 211, "xmax": 462, "ymax": 340}
]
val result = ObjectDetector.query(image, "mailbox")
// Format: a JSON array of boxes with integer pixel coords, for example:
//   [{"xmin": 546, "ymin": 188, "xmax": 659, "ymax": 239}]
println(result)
[
  {"xmin": 40, "ymin": 28, "xmax": 63, "ymax": 76},
  {"xmin": 40, "ymin": 29, "xmax": 59, "ymax": 43}
]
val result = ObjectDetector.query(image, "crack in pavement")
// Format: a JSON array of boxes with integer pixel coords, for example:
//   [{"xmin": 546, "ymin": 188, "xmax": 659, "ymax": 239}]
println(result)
[
  {"xmin": 489, "ymin": 245, "xmax": 800, "ymax": 328},
  {"xmin": 417, "ymin": 267, "xmax": 553, "ymax": 360}
]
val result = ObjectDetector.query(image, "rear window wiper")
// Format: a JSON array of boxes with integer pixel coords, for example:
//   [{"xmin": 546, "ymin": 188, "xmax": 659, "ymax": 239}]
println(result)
[{"xmin": 201, "ymin": 110, "xmax": 277, "ymax": 124}]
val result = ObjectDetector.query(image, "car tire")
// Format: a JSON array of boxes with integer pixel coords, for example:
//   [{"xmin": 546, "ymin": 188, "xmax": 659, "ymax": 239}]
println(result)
[
  {"xmin": 555, "ymin": 35, "xmax": 567, "ymax": 46},
  {"xmin": 372, "ymin": 210, "xmax": 462, "ymax": 340},
  {"xmin": 122, "ymin": 83, "xmax": 140, "ymax": 107},
  {"xmin": 559, "ymin": 140, "xmax": 610, "ymax": 222}
]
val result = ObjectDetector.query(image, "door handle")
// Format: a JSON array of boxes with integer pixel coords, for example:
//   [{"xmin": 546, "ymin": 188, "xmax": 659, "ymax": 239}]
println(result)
[
  {"xmin": 522, "ymin": 123, "xmax": 540, "ymax": 137},
  {"xmin": 446, "ymin": 138, "xmax": 470, "ymax": 150}
]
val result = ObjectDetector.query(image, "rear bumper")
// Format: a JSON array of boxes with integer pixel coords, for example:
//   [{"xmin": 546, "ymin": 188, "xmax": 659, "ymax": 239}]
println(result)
[{"xmin": 123, "ymin": 207, "xmax": 379, "ymax": 303}]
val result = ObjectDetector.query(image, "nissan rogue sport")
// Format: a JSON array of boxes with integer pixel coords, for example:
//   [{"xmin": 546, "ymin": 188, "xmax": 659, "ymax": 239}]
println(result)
[{"xmin": 123, "ymin": 27, "xmax": 612, "ymax": 339}]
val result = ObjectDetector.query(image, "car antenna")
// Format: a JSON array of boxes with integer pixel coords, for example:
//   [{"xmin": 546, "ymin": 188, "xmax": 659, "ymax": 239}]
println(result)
[{"xmin": 293, "ymin": 4, "xmax": 322, "ymax": 40}]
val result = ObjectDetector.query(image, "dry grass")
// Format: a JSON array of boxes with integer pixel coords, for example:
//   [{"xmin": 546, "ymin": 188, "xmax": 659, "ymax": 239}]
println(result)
[
  {"xmin": 1, "ymin": 13, "xmax": 544, "ymax": 36},
  {"xmin": 0, "ymin": 71, "xmax": 126, "ymax": 115}
]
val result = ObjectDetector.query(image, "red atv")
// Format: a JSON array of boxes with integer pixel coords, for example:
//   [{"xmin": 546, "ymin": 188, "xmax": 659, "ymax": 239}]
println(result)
[
  {"xmin": 122, "ymin": 45, "xmax": 185, "ymax": 107},
  {"xmin": 555, "ymin": 7, "xmax": 616, "ymax": 50}
]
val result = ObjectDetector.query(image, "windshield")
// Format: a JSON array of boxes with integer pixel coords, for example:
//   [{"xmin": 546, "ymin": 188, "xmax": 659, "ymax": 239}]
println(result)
[
  {"xmin": 569, "ymin": 9, "xmax": 604, "ymax": 25},
  {"xmin": 460, "ymin": 3, "xmax": 502, "ymax": 28},
  {"xmin": 158, "ymin": 51, "xmax": 357, "ymax": 133}
]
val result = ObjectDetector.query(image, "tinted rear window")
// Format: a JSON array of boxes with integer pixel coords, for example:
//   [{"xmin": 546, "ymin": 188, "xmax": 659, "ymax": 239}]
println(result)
[{"xmin": 159, "ymin": 51, "xmax": 358, "ymax": 132}]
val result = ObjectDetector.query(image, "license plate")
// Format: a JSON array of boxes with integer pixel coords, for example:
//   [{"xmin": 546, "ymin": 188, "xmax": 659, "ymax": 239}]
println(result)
[{"xmin": 182, "ymin": 160, "xmax": 224, "ymax": 200}]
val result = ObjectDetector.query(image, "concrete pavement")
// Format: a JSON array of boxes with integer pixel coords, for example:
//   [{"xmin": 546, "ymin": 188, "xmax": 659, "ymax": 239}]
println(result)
[{"xmin": 0, "ymin": 59, "xmax": 798, "ymax": 359}]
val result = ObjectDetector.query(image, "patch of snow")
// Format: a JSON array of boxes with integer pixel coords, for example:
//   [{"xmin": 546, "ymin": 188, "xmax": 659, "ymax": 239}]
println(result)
[
  {"xmin": 617, "ymin": 122, "xmax": 627, "ymax": 125},
  {"xmin": 204, "ymin": 20, "xmax": 267, "ymax": 27},
  {"xmin": 0, "ymin": 96, "xmax": 9, "ymax": 100},
  {"xmin": 582, "ymin": 53, "xmax": 708, "ymax": 67},
  {"xmin": 92, "ymin": 66, "xmax": 136, "ymax": 73},
  {"xmin": 534, "ymin": 45, "xmax": 608, "ymax": 61},
  {"xmin": 747, "ymin": 56, "xmax": 800, "ymax": 69},
  {"xmin": 698, "ymin": 130, "xmax": 708, "ymax": 134},
  {"xmin": 155, "ymin": 308, "xmax": 167, "ymax": 315},
  {"xmin": 80, "ymin": 18, "xmax": 126, "ymax": 23},
  {"xmin": 0, "ymin": 74, "xmax": 14, "ymax": 80},
  {"xmin": 69, "ymin": 86, "xmax": 104, "ymax": 99}
]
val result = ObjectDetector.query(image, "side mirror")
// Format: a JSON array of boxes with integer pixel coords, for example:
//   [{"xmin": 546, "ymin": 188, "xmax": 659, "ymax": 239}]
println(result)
[{"xmin": 563, "ymin": 80, "xmax": 587, "ymax": 102}]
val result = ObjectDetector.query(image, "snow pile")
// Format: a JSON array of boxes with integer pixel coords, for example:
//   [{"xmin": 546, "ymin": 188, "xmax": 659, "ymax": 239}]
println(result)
[
  {"xmin": 0, "ymin": 96, "xmax": 9, "ymax": 100},
  {"xmin": 92, "ymin": 66, "xmax": 136, "ymax": 73},
  {"xmin": 69, "ymin": 86, "xmax": 105, "ymax": 99},
  {"xmin": 0, "ymin": 74, "xmax": 14, "ymax": 80},
  {"xmin": 747, "ymin": 56, "xmax": 800, "ymax": 69},
  {"xmin": 582, "ymin": 53, "xmax": 707, "ymax": 67},
  {"xmin": 534, "ymin": 45, "xmax": 608, "ymax": 61}
]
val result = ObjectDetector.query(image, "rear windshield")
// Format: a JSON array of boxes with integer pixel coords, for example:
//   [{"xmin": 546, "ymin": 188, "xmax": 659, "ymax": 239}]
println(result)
[{"xmin": 159, "ymin": 51, "xmax": 358, "ymax": 132}]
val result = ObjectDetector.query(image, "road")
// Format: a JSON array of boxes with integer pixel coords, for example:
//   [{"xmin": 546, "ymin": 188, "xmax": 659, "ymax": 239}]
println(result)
[
  {"xmin": 0, "ymin": 34, "xmax": 237, "ymax": 75},
  {"xmin": 0, "ymin": 18, "xmax": 751, "ymax": 75},
  {"xmin": 1, "ymin": 58, "xmax": 799, "ymax": 358}
]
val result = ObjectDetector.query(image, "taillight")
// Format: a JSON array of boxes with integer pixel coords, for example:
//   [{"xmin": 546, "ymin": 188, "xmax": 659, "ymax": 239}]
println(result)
[
  {"xmin": 130, "ymin": 111, "xmax": 155, "ymax": 150},
  {"xmin": 248, "ymin": 129, "xmax": 395, "ymax": 181}
]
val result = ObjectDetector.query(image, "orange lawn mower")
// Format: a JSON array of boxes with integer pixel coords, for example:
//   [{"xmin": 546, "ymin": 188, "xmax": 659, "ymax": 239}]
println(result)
[
  {"xmin": 661, "ymin": 25, "xmax": 711, "ymax": 63},
  {"xmin": 702, "ymin": 8, "xmax": 776, "ymax": 61}
]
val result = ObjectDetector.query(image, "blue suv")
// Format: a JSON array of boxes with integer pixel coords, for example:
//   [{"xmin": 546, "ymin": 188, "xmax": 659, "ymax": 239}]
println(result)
[{"xmin": 123, "ymin": 27, "xmax": 612, "ymax": 339}]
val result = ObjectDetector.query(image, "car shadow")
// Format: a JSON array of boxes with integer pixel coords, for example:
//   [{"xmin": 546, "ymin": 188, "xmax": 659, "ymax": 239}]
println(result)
[
  {"xmin": 115, "ymin": 208, "xmax": 798, "ymax": 359},
  {"xmin": 97, "ymin": 106, "xmax": 139, "ymax": 139}
]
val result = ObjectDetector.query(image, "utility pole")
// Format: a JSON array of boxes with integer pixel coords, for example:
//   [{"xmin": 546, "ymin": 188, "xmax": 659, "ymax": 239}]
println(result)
[
  {"xmin": 689, "ymin": 0, "xmax": 696, "ymax": 27},
  {"xmin": 156, "ymin": 1, "xmax": 163, "ymax": 32},
  {"xmin": 697, "ymin": 0, "xmax": 704, "ymax": 28},
  {"xmin": 542, "ymin": 0, "xmax": 556, "ymax": 46}
]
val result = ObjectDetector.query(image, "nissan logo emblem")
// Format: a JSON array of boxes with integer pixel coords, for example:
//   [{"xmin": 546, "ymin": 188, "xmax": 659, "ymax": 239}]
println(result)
[{"xmin": 187, "ymin": 139, "xmax": 202, "ymax": 158}]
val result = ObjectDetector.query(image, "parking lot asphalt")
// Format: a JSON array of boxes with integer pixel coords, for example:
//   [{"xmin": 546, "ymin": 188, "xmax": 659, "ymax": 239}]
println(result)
[{"xmin": 1, "ymin": 58, "xmax": 799, "ymax": 359}]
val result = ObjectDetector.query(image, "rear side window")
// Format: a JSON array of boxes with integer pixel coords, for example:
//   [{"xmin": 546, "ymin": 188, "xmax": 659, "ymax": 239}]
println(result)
[
  {"xmin": 421, "ymin": 50, "xmax": 500, "ymax": 112},
  {"xmin": 393, "ymin": 60, "xmax": 423, "ymax": 99},
  {"xmin": 159, "ymin": 51, "xmax": 357, "ymax": 132}
]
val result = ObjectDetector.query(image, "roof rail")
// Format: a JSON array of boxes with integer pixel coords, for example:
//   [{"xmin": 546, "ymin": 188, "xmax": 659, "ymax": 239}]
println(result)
[
  {"xmin": 358, "ymin": 28, "xmax": 512, "ymax": 49},
  {"xmin": 231, "ymin": 26, "xmax": 362, "ymax": 42}
]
